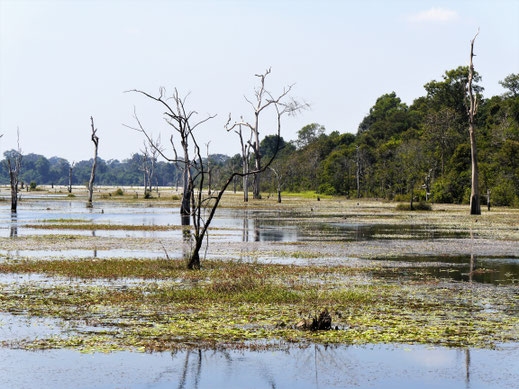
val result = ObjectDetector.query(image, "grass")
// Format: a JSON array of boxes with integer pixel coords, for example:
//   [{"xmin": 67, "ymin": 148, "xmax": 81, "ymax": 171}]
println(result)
[
  {"xmin": 0, "ymin": 258, "xmax": 517, "ymax": 352},
  {"xmin": 23, "ymin": 223, "xmax": 192, "ymax": 231},
  {"xmin": 280, "ymin": 190, "xmax": 333, "ymax": 199}
]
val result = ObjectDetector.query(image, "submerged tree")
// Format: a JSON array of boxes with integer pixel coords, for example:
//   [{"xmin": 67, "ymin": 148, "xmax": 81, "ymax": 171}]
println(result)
[
  {"xmin": 6, "ymin": 129, "xmax": 22, "ymax": 213},
  {"xmin": 467, "ymin": 30, "xmax": 481, "ymax": 215},
  {"xmin": 68, "ymin": 161, "xmax": 75, "ymax": 193},
  {"xmin": 126, "ymin": 88, "xmax": 213, "ymax": 218},
  {"xmin": 225, "ymin": 120, "xmax": 252, "ymax": 202},
  {"xmin": 87, "ymin": 117, "xmax": 99, "ymax": 208}
]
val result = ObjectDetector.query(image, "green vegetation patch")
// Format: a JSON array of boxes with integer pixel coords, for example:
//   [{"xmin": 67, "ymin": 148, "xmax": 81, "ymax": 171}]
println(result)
[{"xmin": 0, "ymin": 259, "xmax": 517, "ymax": 352}]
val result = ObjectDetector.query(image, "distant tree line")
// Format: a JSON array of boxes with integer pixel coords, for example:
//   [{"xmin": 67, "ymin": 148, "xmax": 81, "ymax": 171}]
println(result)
[{"xmin": 0, "ymin": 152, "xmax": 229, "ymax": 188}]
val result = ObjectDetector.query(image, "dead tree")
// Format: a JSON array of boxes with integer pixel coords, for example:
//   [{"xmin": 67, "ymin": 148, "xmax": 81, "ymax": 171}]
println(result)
[
  {"xmin": 206, "ymin": 142, "xmax": 212, "ymax": 196},
  {"xmin": 68, "ymin": 162, "xmax": 75, "ymax": 193},
  {"xmin": 87, "ymin": 116, "xmax": 99, "ymax": 208},
  {"xmin": 467, "ymin": 30, "xmax": 481, "ymax": 215},
  {"xmin": 226, "ymin": 68, "xmax": 306, "ymax": 199},
  {"xmin": 125, "ymin": 88, "xmax": 213, "ymax": 218},
  {"xmin": 269, "ymin": 166, "xmax": 283, "ymax": 203},
  {"xmin": 225, "ymin": 120, "xmax": 252, "ymax": 202},
  {"xmin": 6, "ymin": 129, "xmax": 22, "ymax": 213},
  {"xmin": 141, "ymin": 144, "xmax": 151, "ymax": 198}
]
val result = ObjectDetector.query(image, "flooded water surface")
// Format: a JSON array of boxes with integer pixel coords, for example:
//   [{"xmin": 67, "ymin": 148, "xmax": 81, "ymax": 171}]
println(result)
[
  {"xmin": 1, "ymin": 199, "xmax": 518, "ymax": 388},
  {"xmin": 0, "ymin": 344, "xmax": 517, "ymax": 389}
]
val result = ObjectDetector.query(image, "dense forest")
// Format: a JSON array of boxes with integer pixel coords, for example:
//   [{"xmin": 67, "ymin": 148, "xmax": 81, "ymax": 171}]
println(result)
[{"xmin": 2, "ymin": 69, "xmax": 518, "ymax": 207}]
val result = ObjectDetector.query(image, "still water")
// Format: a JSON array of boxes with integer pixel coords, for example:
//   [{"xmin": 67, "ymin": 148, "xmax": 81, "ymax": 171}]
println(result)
[
  {"xmin": 0, "ymin": 344, "xmax": 517, "ymax": 389},
  {"xmin": 1, "ymin": 200, "xmax": 518, "ymax": 388}
]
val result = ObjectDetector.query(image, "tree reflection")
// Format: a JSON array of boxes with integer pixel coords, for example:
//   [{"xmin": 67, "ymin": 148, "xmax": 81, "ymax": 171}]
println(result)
[
  {"xmin": 242, "ymin": 210, "xmax": 249, "ymax": 242},
  {"xmin": 163, "ymin": 345, "xmax": 358, "ymax": 388},
  {"xmin": 182, "ymin": 214, "xmax": 192, "ymax": 262},
  {"xmin": 9, "ymin": 213, "xmax": 18, "ymax": 238}
]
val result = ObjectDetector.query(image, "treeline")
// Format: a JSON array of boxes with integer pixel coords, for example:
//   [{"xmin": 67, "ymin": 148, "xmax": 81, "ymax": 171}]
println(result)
[
  {"xmin": 0, "ymin": 152, "xmax": 225, "ymax": 188},
  {"xmin": 2, "ymin": 69, "xmax": 518, "ymax": 207}
]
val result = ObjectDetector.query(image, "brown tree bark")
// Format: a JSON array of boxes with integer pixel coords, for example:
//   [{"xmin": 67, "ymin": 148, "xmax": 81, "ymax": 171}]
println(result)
[{"xmin": 468, "ymin": 30, "xmax": 481, "ymax": 215}]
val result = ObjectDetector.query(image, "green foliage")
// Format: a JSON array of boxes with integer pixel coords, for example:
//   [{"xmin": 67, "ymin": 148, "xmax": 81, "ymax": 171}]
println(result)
[
  {"xmin": 318, "ymin": 183, "xmax": 336, "ymax": 195},
  {"xmin": 492, "ymin": 178, "xmax": 518, "ymax": 206},
  {"xmin": 114, "ymin": 188, "xmax": 124, "ymax": 196},
  {"xmin": 29, "ymin": 181, "xmax": 37, "ymax": 190}
]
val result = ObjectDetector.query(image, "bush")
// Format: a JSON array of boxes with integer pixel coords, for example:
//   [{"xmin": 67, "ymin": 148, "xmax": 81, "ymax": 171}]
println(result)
[
  {"xmin": 394, "ymin": 193, "xmax": 410, "ymax": 202},
  {"xmin": 172, "ymin": 194, "xmax": 181, "ymax": 200},
  {"xmin": 396, "ymin": 201, "xmax": 432, "ymax": 211},
  {"xmin": 29, "ymin": 181, "xmax": 37, "ymax": 190},
  {"xmin": 114, "ymin": 188, "xmax": 124, "ymax": 196}
]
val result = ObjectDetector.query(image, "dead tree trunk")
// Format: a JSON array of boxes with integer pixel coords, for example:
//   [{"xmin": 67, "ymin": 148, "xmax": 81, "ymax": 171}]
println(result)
[
  {"xmin": 87, "ymin": 116, "xmax": 99, "ymax": 208},
  {"xmin": 226, "ymin": 121, "xmax": 251, "ymax": 202},
  {"xmin": 7, "ymin": 130, "xmax": 22, "ymax": 213},
  {"xmin": 356, "ymin": 145, "xmax": 361, "ymax": 198},
  {"xmin": 206, "ymin": 142, "xmax": 212, "ymax": 196},
  {"xmin": 468, "ymin": 30, "xmax": 481, "ymax": 215},
  {"xmin": 269, "ymin": 167, "xmax": 282, "ymax": 203},
  {"xmin": 68, "ymin": 162, "xmax": 74, "ymax": 193}
]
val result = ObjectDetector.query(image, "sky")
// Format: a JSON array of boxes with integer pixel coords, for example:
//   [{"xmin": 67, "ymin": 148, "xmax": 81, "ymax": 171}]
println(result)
[{"xmin": 1, "ymin": 0, "xmax": 518, "ymax": 162}]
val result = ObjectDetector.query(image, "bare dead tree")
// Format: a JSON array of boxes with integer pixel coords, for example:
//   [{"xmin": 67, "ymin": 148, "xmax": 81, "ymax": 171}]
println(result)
[
  {"xmin": 226, "ymin": 68, "xmax": 307, "ymax": 199},
  {"xmin": 225, "ymin": 120, "xmax": 252, "ymax": 202},
  {"xmin": 87, "ymin": 117, "xmax": 99, "ymax": 208},
  {"xmin": 467, "ymin": 30, "xmax": 481, "ymax": 215},
  {"xmin": 125, "ymin": 88, "xmax": 215, "ymax": 218},
  {"xmin": 141, "ymin": 142, "xmax": 151, "ymax": 198},
  {"xmin": 6, "ymin": 129, "xmax": 22, "ymax": 213},
  {"xmin": 269, "ymin": 166, "xmax": 283, "ymax": 203},
  {"xmin": 68, "ymin": 162, "xmax": 75, "ymax": 193},
  {"xmin": 206, "ymin": 141, "xmax": 212, "ymax": 196}
]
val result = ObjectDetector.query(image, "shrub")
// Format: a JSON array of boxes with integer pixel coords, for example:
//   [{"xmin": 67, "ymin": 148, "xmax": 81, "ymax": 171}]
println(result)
[
  {"xmin": 172, "ymin": 194, "xmax": 181, "ymax": 200},
  {"xmin": 29, "ymin": 181, "xmax": 37, "ymax": 190},
  {"xmin": 114, "ymin": 188, "xmax": 124, "ymax": 196},
  {"xmin": 396, "ymin": 201, "xmax": 432, "ymax": 211}
]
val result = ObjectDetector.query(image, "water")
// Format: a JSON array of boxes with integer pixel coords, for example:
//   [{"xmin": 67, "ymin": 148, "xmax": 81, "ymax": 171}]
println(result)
[
  {"xmin": 372, "ymin": 255, "xmax": 519, "ymax": 285},
  {"xmin": 0, "ymin": 344, "xmax": 517, "ymax": 389},
  {"xmin": 1, "ymin": 199, "xmax": 518, "ymax": 388}
]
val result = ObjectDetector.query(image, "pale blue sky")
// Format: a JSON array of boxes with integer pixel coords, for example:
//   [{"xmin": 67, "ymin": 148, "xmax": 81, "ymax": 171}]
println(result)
[{"xmin": 1, "ymin": 0, "xmax": 518, "ymax": 161}]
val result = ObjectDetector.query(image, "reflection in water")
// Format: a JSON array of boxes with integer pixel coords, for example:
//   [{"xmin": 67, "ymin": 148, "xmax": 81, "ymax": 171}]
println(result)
[
  {"xmin": 242, "ymin": 211, "xmax": 249, "ymax": 243},
  {"xmin": 136, "ymin": 343, "xmax": 518, "ymax": 389},
  {"xmin": 465, "ymin": 349, "xmax": 471, "ymax": 388},
  {"xmin": 181, "ymin": 214, "xmax": 192, "ymax": 261},
  {"xmin": 92, "ymin": 230, "xmax": 97, "ymax": 258},
  {"xmin": 176, "ymin": 350, "xmax": 202, "ymax": 389},
  {"xmin": 10, "ymin": 213, "xmax": 18, "ymax": 238},
  {"xmin": 253, "ymin": 217, "xmax": 260, "ymax": 242}
]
